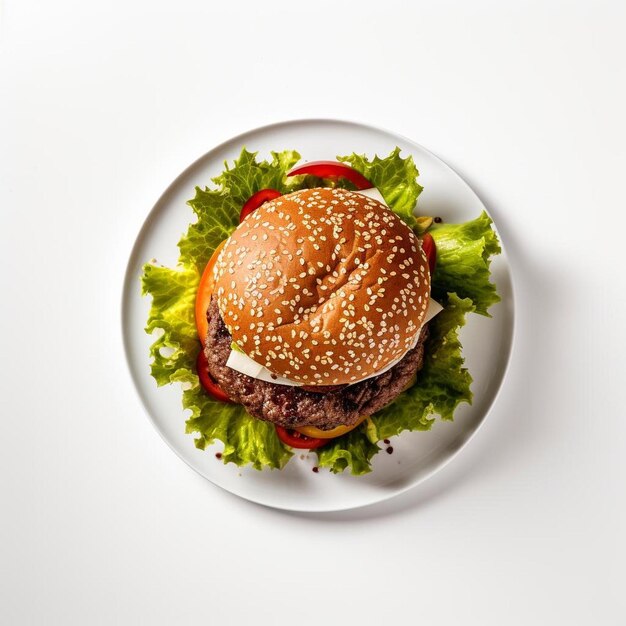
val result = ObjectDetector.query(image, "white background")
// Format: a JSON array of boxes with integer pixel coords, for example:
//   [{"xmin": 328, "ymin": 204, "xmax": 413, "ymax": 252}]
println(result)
[{"xmin": 1, "ymin": 1, "xmax": 625, "ymax": 624}]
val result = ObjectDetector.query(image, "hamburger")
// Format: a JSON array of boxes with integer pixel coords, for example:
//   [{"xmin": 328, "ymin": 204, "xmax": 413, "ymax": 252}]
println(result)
[
  {"xmin": 141, "ymin": 147, "xmax": 501, "ymax": 472},
  {"xmin": 202, "ymin": 187, "xmax": 438, "ymax": 436}
]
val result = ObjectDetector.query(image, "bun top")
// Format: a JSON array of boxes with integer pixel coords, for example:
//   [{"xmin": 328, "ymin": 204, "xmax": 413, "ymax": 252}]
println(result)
[{"xmin": 213, "ymin": 187, "xmax": 430, "ymax": 386}]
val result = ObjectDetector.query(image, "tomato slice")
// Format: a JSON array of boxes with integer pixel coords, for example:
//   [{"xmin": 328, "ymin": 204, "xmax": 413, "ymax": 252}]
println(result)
[
  {"xmin": 275, "ymin": 426, "xmax": 328, "ymax": 450},
  {"xmin": 420, "ymin": 232, "xmax": 437, "ymax": 275},
  {"xmin": 240, "ymin": 188, "xmax": 282, "ymax": 222},
  {"xmin": 195, "ymin": 240, "xmax": 227, "ymax": 343},
  {"xmin": 196, "ymin": 350, "xmax": 232, "ymax": 403},
  {"xmin": 287, "ymin": 161, "xmax": 372, "ymax": 190},
  {"xmin": 296, "ymin": 414, "xmax": 368, "ymax": 439}
]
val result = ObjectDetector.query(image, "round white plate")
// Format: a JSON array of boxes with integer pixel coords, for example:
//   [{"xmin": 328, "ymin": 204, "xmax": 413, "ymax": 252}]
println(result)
[{"xmin": 122, "ymin": 119, "xmax": 515, "ymax": 512}]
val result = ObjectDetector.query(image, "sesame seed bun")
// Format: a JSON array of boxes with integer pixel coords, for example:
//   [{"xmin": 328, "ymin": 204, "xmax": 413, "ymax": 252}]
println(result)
[{"xmin": 213, "ymin": 187, "xmax": 430, "ymax": 386}]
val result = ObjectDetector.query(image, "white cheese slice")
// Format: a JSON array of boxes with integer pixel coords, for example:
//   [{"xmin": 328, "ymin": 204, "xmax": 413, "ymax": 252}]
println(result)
[
  {"xmin": 225, "ymin": 349, "xmax": 264, "ymax": 379},
  {"xmin": 424, "ymin": 297, "xmax": 443, "ymax": 323}
]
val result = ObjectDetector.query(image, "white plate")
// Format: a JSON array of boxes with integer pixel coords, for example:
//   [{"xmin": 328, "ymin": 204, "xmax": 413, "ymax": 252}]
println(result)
[{"xmin": 121, "ymin": 119, "xmax": 515, "ymax": 512}]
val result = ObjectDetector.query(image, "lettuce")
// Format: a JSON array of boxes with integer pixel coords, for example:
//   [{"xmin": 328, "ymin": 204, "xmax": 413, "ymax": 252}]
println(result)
[
  {"xmin": 430, "ymin": 213, "xmax": 501, "ymax": 315},
  {"xmin": 339, "ymin": 147, "xmax": 422, "ymax": 228},
  {"xmin": 141, "ymin": 147, "xmax": 500, "ymax": 475}
]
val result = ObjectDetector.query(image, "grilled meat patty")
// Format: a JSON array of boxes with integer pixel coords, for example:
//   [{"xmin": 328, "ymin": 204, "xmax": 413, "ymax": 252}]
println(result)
[{"xmin": 204, "ymin": 298, "xmax": 429, "ymax": 430}]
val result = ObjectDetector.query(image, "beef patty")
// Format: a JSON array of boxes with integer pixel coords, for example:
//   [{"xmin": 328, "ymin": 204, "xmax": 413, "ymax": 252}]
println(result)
[{"xmin": 204, "ymin": 298, "xmax": 429, "ymax": 430}]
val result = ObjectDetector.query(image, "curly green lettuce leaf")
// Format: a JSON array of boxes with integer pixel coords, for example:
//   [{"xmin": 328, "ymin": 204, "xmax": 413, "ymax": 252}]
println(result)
[
  {"xmin": 184, "ymin": 387, "xmax": 292, "ymax": 470},
  {"xmin": 141, "ymin": 146, "xmax": 501, "ymax": 476},
  {"xmin": 338, "ymin": 147, "xmax": 423, "ymax": 227},
  {"xmin": 316, "ymin": 429, "xmax": 381, "ymax": 475},
  {"xmin": 431, "ymin": 211, "xmax": 501, "ymax": 315},
  {"xmin": 141, "ymin": 264, "xmax": 199, "ymax": 385}
]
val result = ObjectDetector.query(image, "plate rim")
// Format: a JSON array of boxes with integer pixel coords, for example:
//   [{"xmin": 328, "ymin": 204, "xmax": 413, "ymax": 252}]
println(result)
[{"xmin": 120, "ymin": 117, "xmax": 517, "ymax": 513}]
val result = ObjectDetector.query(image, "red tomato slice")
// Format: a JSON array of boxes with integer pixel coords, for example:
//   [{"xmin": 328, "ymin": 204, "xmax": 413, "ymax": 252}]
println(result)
[
  {"xmin": 240, "ymin": 188, "xmax": 282, "ymax": 222},
  {"xmin": 287, "ymin": 161, "xmax": 372, "ymax": 190},
  {"xmin": 420, "ymin": 232, "xmax": 437, "ymax": 275},
  {"xmin": 196, "ymin": 350, "xmax": 232, "ymax": 403},
  {"xmin": 275, "ymin": 425, "xmax": 328, "ymax": 450}
]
